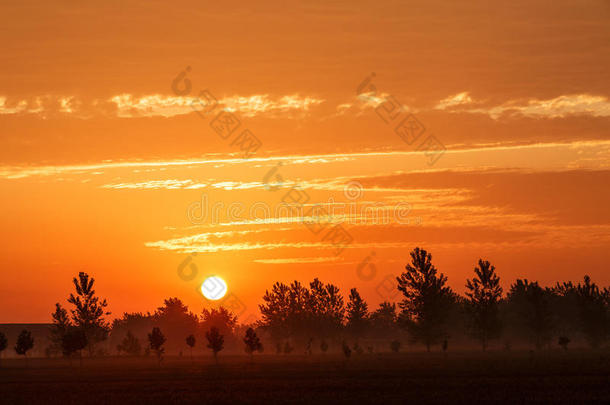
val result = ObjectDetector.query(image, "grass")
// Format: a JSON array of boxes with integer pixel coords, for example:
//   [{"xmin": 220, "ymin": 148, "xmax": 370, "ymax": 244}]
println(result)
[{"xmin": 0, "ymin": 350, "xmax": 609, "ymax": 404}]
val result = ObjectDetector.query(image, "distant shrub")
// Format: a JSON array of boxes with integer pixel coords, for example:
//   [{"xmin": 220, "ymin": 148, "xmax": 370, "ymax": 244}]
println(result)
[
  {"xmin": 342, "ymin": 341, "xmax": 352, "ymax": 358},
  {"xmin": 283, "ymin": 341, "xmax": 294, "ymax": 354},
  {"xmin": 558, "ymin": 336, "xmax": 571, "ymax": 351},
  {"xmin": 390, "ymin": 340, "xmax": 401, "ymax": 353}
]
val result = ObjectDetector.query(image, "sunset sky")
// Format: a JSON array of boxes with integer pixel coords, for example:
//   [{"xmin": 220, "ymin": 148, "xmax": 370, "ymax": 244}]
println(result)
[{"xmin": 2, "ymin": 0, "xmax": 610, "ymax": 323}]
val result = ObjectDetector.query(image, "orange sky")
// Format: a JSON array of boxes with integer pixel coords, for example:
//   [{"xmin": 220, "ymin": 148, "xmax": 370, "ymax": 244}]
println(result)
[{"xmin": 1, "ymin": 0, "xmax": 610, "ymax": 323}]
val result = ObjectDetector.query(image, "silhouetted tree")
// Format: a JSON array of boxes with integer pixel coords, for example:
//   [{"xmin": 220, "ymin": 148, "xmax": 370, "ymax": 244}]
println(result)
[
  {"xmin": 0, "ymin": 331, "xmax": 7, "ymax": 366},
  {"xmin": 15, "ymin": 330, "xmax": 34, "ymax": 366},
  {"xmin": 397, "ymin": 247, "xmax": 455, "ymax": 351},
  {"xmin": 200, "ymin": 307, "xmax": 237, "ymax": 345},
  {"xmin": 243, "ymin": 327, "xmax": 263, "ymax": 359},
  {"xmin": 574, "ymin": 276, "xmax": 609, "ymax": 348},
  {"xmin": 186, "ymin": 334, "xmax": 196, "ymax": 361},
  {"xmin": 61, "ymin": 327, "xmax": 87, "ymax": 366},
  {"xmin": 68, "ymin": 272, "xmax": 110, "ymax": 356},
  {"xmin": 320, "ymin": 339, "xmax": 329, "ymax": 353},
  {"xmin": 49, "ymin": 303, "xmax": 71, "ymax": 356},
  {"xmin": 154, "ymin": 298, "xmax": 199, "ymax": 354},
  {"xmin": 558, "ymin": 336, "xmax": 570, "ymax": 351},
  {"xmin": 206, "ymin": 327, "xmax": 224, "ymax": 363},
  {"xmin": 346, "ymin": 288, "xmax": 369, "ymax": 339},
  {"xmin": 259, "ymin": 279, "xmax": 345, "ymax": 347},
  {"xmin": 370, "ymin": 302, "xmax": 397, "ymax": 329},
  {"xmin": 148, "ymin": 327, "xmax": 166, "ymax": 365},
  {"xmin": 506, "ymin": 279, "xmax": 554, "ymax": 350},
  {"xmin": 307, "ymin": 279, "xmax": 345, "ymax": 340},
  {"xmin": 390, "ymin": 340, "xmax": 401, "ymax": 353},
  {"xmin": 551, "ymin": 281, "xmax": 581, "ymax": 344},
  {"xmin": 117, "ymin": 331, "xmax": 141, "ymax": 356},
  {"xmin": 260, "ymin": 282, "xmax": 291, "ymax": 344},
  {"xmin": 465, "ymin": 259, "xmax": 503, "ymax": 350}
]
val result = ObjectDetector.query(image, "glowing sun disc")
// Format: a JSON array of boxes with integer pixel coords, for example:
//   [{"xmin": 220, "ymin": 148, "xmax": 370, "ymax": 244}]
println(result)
[{"xmin": 201, "ymin": 276, "xmax": 227, "ymax": 300}]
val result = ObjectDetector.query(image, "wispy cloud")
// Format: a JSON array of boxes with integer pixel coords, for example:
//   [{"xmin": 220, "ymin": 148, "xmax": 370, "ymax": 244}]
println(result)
[
  {"xmin": 0, "ymin": 93, "xmax": 325, "ymax": 119},
  {"xmin": 435, "ymin": 92, "xmax": 473, "ymax": 110},
  {"xmin": 465, "ymin": 94, "xmax": 610, "ymax": 119},
  {"xmin": 253, "ymin": 256, "xmax": 343, "ymax": 264}
]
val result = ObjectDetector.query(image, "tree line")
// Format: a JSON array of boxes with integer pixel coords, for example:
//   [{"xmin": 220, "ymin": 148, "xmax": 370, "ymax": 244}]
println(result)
[{"xmin": 0, "ymin": 247, "xmax": 608, "ymax": 364}]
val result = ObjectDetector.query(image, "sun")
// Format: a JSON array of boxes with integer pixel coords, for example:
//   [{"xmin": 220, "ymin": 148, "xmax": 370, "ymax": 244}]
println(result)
[{"xmin": 200, "ymin": 276, "xmax": 228, "ymax": 300}]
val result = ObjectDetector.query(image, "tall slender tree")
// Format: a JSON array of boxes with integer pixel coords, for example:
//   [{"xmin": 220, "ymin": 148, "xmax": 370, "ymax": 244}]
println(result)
[
  {"xmin": 148, "ymin": 327, "xmax": 166, "ymax": 365},
  {"xmin": 575, "ymin": 276, "xmax": 609, "ymax": 348},
  {"xmin": 0, "ymin": 331, "xmax": 7, "ymax": 366},
  {"xmin": 186, "ymin": 334, "xmax": 196, "ymax": 362},
  {"xmin": 49, "ymin": 303, "xmax": 71, "ymax": 356},
  {"xmin": 68, "ymin": 272, "xmax": 110, "ymax": 356},
  {"xmin": 206, "ymin": 327, "xmax": 224, "ymax": 364},
  {"xmin": 346, "ymin": 288, "xmax": 369, "ymax": 339},
  {"xmin": 465, "ymin": 259, "xmax": 503, "ymax": 350},
  {"xmin": 396, "ymin": 247, "xmax": 455, "ymax": 351}
]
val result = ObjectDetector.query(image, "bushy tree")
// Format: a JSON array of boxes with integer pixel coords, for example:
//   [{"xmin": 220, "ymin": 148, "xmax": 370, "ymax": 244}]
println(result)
[
  {"xmin": 370, "ymin": 302, "xmax": 397, "ymax": 329},
  {"xmin": 307, "ymin": 279, "xmax": 345, "ymax": 339},
  {"xmin": 506, "ymin": 279, "xmax": 554, "ymax": 349},
  {"xmin": 243, "ymin": 327, "xmax": 263, "ymax": 358},
  {"xmin": 465, "ymin": 259, "xmax": 503, "ymax": 350},
  {"xmin": 155, "ymin": 298, "xmax": 199, "ymax": 353},
  {"xmin": 200, "ymin": 307, "xmax": 237, "ymax": 343},
  {"xmin": 346, "ymin": 288, "xmax": 369, "ymax": 339},
  {"xmin": 148, "ymin": 327, "xmax": 166, "ymax": 365},
  {"xmin": 390, "ymin": 340, "xmax": 401, "ymax": 353},
  {"xmin": 206, "ymin": 327, "xmax": 224, "ymax": 363},
  {"xmin": 68, "ymin": 272, "xmax": 110, "ymax": 356},
  {"xmin": 575, "ymin": 276, "xmax": 609, "ymax": 348},
  {"xmin": 61, "ymin": 327, "xmax": 88, "ymax": 365},
  {"xmin": 397, "ymin": 248, "xmax": 455, "ymax": 351},
  {"xmin": 117, "ymin": 331, "xmax": 141, "ymax": 356},
  {"xmin": 259, "ymin": 279, "xmax": 344, "ymax": 347},
  {"xmin": 15, "ymin": 330, "xmax": 34, "ymax": 365},
  {"xmin": 320, "ymin": 339, "xmax": 329, "ymax": 353}
]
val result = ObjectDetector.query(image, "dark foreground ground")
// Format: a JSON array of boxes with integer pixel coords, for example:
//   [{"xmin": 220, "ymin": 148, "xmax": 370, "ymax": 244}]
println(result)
[{"xmin": 1, "ymin": 350, "xmax": 609, "ymax": 404}]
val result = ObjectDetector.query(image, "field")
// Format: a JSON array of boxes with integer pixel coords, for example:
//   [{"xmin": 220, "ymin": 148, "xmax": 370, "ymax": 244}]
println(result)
[{"xmin": 1, "ymin": 350, "xmax": 609, "ymax": 404}]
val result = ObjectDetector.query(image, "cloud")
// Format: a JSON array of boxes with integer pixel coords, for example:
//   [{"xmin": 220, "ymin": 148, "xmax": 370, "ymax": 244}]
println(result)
[
  {"xmin": 0, "ymin": 93, "xmax": 325, "ymax": 119},
  {"xmin": 253, "ymin": 257, "xmax": 342, "ymax": 264},
  {"xmin": 468, "ymin": 94, "xmax": 610, "ymax": 119},
  {"xmin": 435, "ymin": 92, "xmax": 473, "ymax": 110}
]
